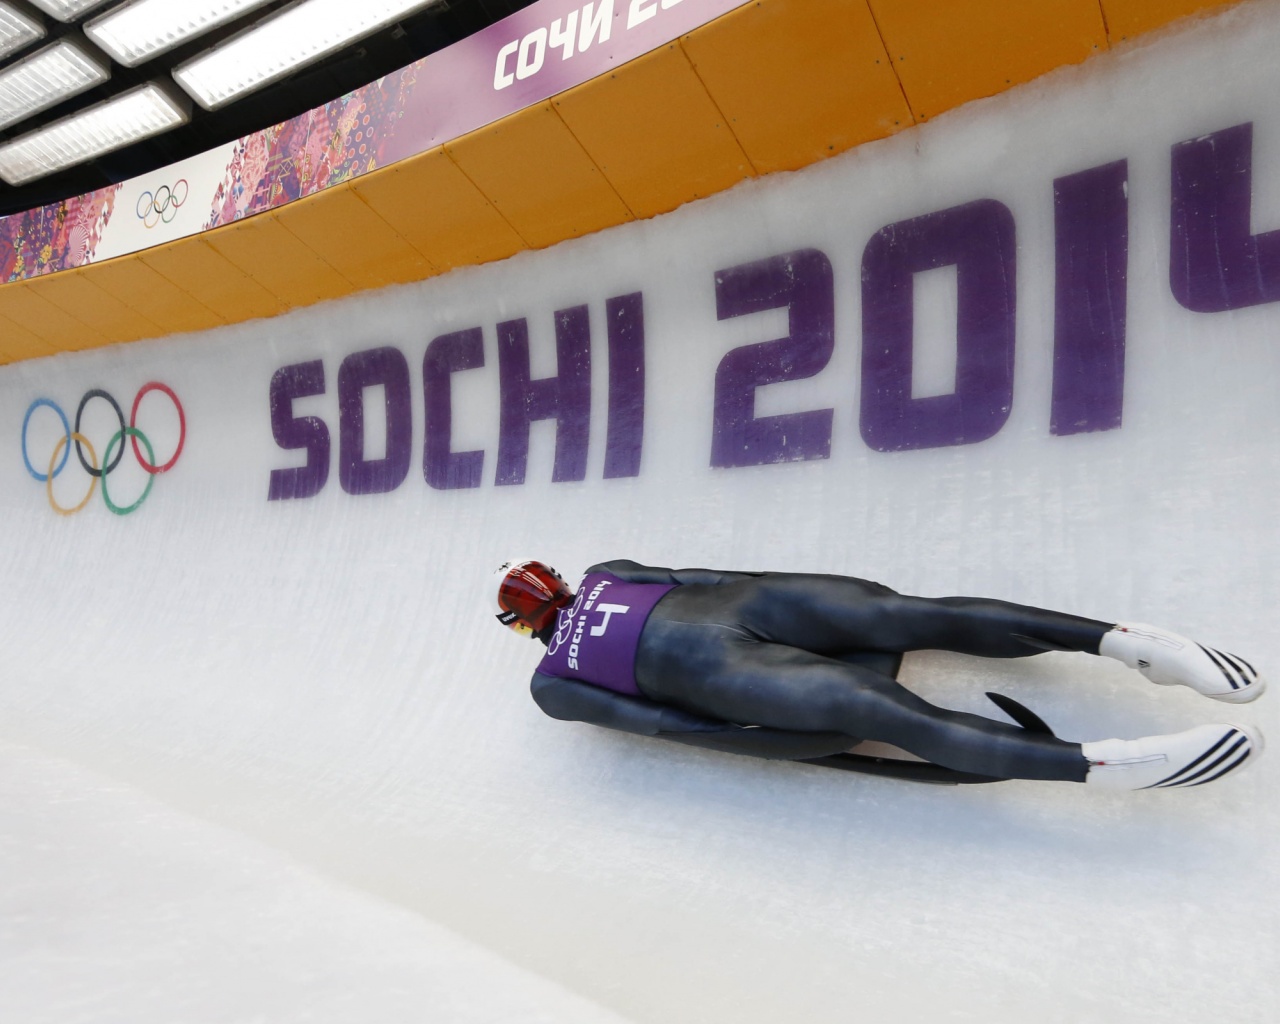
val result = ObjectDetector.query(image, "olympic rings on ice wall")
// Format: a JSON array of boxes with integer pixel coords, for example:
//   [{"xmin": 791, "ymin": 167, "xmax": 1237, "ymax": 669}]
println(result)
[{"xmin": 21, "ymin": 383, "xmax": 186, "ymax": 517}]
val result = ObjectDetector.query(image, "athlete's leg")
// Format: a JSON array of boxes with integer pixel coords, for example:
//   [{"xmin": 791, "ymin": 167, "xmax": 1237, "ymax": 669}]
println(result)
[
  {"xmin": 726, "ymin": 576, "xmax": 1265, "ymax": 702},
  {"xmin": 636, "ymin": 634, "xmax": 1087, "ymax": 782},
  {"xmin": 724, "ymin": 574, "xmax": 1112, "ymax": 658},
  {"xmin": 833, "ymin": 649, "xmax": 903, "ymax": 678}
]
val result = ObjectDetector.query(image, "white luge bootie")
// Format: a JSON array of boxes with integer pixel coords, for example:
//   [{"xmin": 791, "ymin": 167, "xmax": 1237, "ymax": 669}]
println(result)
[
  {"xmin": 1100, "ymin": 623, "xmax": 1267, "ymax": 703},
  {"xmin": 1083, "ymin": 723, "xmax": 1264, "ymax": 790}
]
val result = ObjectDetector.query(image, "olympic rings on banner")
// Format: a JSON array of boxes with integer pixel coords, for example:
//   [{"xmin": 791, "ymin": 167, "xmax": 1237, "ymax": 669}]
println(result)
[
  {"xmin": 21, "ymin": 383, "xmax": 185, "ymax": 516},
  {"xmin": 135, "ymin": 179, "xmax": 188, "ymax": 228}
]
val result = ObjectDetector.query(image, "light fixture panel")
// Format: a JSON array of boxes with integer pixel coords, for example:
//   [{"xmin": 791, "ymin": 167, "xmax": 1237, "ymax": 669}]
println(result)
[
  {"xmin": 85, "ymin": 0, "xmax": 278, "ymax": 68},
  {"xmin": 0, "ymin": 3, "xmax": 47, "ymax": 61},
  {"xmin": 0, "ymin": 39, "xmax": 111, "ymax": 132},
  {"xmin": 25, "ymin": 0, "xmax": 114, "ymax": 23},
  {"xmin": 173, "ymin": 0, "xmax": 441, "ymax": 110},
  {"xmin": 0, "ymin": 82, "xmax": 190, "ymax": 185}
]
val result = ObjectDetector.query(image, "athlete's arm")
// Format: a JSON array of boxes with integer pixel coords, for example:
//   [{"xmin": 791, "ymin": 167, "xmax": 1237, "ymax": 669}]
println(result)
[
  {"xmin": 532, "ymin": 672, "xmax": 670, "ymax": 734},
  {"xmin": 585, "ymin": 559, "xmax": 765, "ymax": 586},
  {"xmin": 531, "ymin": 673, "xmax": 859, "ymax": 760}
]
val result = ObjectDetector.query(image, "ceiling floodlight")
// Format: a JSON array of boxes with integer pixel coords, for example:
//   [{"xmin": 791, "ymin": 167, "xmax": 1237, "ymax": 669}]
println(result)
[
  {"xmin": 172, "ymin": 0, "xmax": 442, "ymax": 111},
  {"xmin": 0, "ymin": 3, "xmax": 46, "ymax": 61},
  {"xmin": 0, "ymin": 82, "xmax": 189, "ymax": 185},
  {"xmin": 25, "ymin": 0, "xmax": 113, "ymax": 22},
  {"xmin": 0, "ymin": 39, "xmax": 110, "ymax": 132},
  {"xmin": 85, "ymin": 0, "xmax": 278, "ymax": 68}
]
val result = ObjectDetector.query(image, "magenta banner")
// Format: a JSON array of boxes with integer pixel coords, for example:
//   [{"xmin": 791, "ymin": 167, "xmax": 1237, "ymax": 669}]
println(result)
[{"xmin": 388, "ymin": 0, "xmax": 751, "ymax": 157}]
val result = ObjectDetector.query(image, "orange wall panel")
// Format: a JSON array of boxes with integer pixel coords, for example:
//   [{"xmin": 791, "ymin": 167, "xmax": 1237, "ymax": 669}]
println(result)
[
  {"xmin": 353, "ymin": 148, "xmax": 527, "ymax": 271},
  {"xmin": 203, "ymin": 211, "xmax": 356, "ymax": 309},
  {"xmin": 868, "ymin": 0, "xmax": 1108, "ymax": 120},
  {"xmin": 77, "ymin": 258, "xmax": 226, "ymax": 337},
  {"xmin": 0, "ymin": 310, "xmax": 57, "ymax": 362},
  {"xmin": 139, "ymin": 239, "xmax": 284, "ymax": 324},
  {"xmin": 553, "ymin": 42, "xmax": 754, "ymax": 220},
  {"xmin": 682, "ymin": 0, "xmax": 913, "ymax": 174},
  {"xmin": 24, "ymin": 269, "xmax": 162, "ymax": 345},
  {"xmin": 445, "ymin": 102, "xmax": 634, "ymax": 250},
  {"xmin": 273, "ymin": 187, "xmax": 437, "ymax": 290},
  {"xmin": 1101, "ymin": 0, "xmax": 1238, "ymax": 41},
  {"xmin": 0, "ymin": 280, "xmax": 109, "ymax": 352}
]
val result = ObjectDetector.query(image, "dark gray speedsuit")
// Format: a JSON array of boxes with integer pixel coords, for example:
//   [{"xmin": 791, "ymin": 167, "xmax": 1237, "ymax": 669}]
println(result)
[{"xmin": 532, "ymin": 560, "xmax": 1112, "ymax": 784}]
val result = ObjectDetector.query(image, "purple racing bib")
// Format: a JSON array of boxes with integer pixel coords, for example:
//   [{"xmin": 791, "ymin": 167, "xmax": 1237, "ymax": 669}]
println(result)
[{"xmin": 536, "ymin": 573, "xmax": 676, "ymax": 695}]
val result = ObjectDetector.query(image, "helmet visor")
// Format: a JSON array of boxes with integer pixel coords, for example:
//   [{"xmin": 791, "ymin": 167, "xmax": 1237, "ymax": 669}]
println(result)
[{"xmin": 492, "ymin": 560, "xmax": 572, "ymax": 635}]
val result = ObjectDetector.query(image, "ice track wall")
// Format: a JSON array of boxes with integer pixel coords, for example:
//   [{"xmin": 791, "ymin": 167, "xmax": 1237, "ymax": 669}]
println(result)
[{"xmin": 2, "ymin": 6, "xmax": 1279, "ymax": 1022}]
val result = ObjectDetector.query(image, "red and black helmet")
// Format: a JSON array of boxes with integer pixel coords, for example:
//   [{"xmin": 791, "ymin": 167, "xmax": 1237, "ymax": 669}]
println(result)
[{"xmin": 488, "ymin": 559, "xmax": 574, "ymax": 636}]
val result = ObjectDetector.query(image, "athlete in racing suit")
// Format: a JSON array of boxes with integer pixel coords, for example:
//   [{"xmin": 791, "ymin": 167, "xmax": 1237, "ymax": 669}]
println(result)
[{"xmin": 492, "ymin": 559, "xmax": 1265, "ymax": 789}]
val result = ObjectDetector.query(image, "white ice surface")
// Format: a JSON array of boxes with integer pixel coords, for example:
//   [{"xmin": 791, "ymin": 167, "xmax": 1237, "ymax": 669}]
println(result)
[
  {"xmin": 0, "ymin": 742, "xmax": 626, "ymax": 1024},
  {"xmin": 2, "ymin": 3, "xmax": 1280, "ymax": 1021}
]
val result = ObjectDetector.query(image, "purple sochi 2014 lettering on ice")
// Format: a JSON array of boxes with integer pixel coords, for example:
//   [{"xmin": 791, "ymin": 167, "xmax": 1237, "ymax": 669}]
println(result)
[
  {"xmin": 1051, "ymin": 160, "xmax": 1128, "ymax": 435},
  {"xmin": 860, "ymin": 199, "xmax": 1016, "ymax": 452},
  {"xmin": 497, "ymin": 307, "xmax": 591, "ymax": 485},
  {"xmin": 711, "ymin": 249, "xmax": 835, "ymax": 468},
  {"xmin": 1171, "ymin": 122, "xmax": 1280, "ymax": 313},
  {"xmin": 269, "ymin": 291, "xmax": 643, "ymax": 497},
  {"xmin": 604, "ymin": 292, "xmax": 645, "ymax": 479},
  {"xmin": 424, "ymin": 328, "xmax": 485, "ymax": 490},
  {"xmin": 338, "ymin": 346, "xmax": 413, "ymax": 496},
  {"xmin": 283, "ymin": 117, "xmax": 1280, "ymax": 497},
  {"xmin": 268, "ymin": 360, "xmax": 330, "ymax": 501}
]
